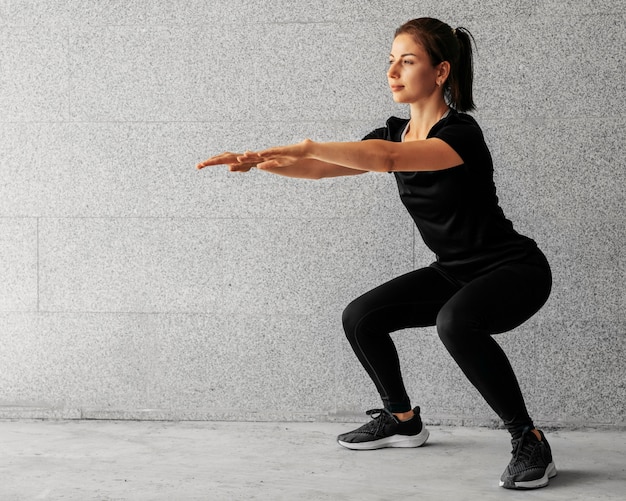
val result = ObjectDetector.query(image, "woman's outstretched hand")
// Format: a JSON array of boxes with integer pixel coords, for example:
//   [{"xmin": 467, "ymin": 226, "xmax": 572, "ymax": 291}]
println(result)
[
  {"xmin": 196, "ymin": 152, "xmax": 258, "ymax": 172},
  {"xmin": 245, "ymin": 139, "xmax": 313, "ymax": 170},
  {"xmin": 196, "ymin": 140, "xmax": 313, "ymax": 172}
]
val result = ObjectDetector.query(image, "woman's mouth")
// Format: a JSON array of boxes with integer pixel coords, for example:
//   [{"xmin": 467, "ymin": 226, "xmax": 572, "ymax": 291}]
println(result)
[{"xmin": 390, "ymin": 85, "xmax": 405, "ymax": 92}]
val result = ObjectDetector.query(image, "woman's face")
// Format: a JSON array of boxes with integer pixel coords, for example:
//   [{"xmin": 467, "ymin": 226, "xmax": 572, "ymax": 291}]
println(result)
[{"xmin": 387, "ymin": 33, "xmax": 443, "ymax": 104}]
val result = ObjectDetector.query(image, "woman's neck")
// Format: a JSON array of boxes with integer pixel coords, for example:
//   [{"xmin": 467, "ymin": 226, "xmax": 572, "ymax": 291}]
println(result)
[{"xmin": 405, "ymin": 100, "xmax": 450, "ymax": 141}]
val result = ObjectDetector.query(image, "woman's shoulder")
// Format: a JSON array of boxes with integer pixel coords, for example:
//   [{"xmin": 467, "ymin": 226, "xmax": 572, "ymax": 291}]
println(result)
[
  {"xmin": 430, "ymin": 110, "xmax": 490, "ymax": 165},
  {"xmin": 443, "ymin": 109, "xmax": 480, "ymax": 128},
  {"xmin": 362, "ymin": 116, "xmax": 409, "ymax": 141},
  {"xmin": 431, "ymin": 109, "xmax": 484, "ymax": 139}
]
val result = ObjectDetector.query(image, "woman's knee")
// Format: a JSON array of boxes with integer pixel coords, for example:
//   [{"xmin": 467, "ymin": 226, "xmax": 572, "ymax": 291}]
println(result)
[
  {"xmin": 436, "ymin": 306, "xmax": 475, "ymax": 350},
  {"xmin": 342, "ymin": 298, "xmax": 365, "ymax": 341}
]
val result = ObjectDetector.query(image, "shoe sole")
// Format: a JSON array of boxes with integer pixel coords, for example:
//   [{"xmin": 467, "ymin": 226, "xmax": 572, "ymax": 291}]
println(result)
[
  {"xmin": 499, "ymin": 462, "xmax": 557, "ymax": 489},
  {"xmin": 337, "ymin": 426, "xmax": 429, "ymax": 451}
]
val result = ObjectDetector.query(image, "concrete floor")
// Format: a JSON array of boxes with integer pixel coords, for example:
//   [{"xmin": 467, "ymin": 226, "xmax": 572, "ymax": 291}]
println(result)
[{"xmin": 1, "ymin": 420, "xmax": 624, "ymax": 501}]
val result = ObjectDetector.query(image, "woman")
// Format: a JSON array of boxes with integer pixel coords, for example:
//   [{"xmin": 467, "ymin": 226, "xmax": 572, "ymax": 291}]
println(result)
[{"xmin": 197, "ymin": 17, "xmax": 556, "ymax": 490}]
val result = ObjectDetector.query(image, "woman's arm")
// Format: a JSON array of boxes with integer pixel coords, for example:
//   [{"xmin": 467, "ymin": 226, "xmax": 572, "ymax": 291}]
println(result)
[
  {"xmin": 197, "ymin": 152, "xmax": 366, "ymax": 179},
  {"xmin": 254, "ymin": 158, "xmax": 367, "ymax": 179},
  {"xmin": 251, "ymin": 137, "xmax": 463, "ymax": 173},
  {"xmin": 197, "ymin": 134, "xmax": 462, "ymax": 177},
  {"xmin": 311, "ymin": 138, "xmax": 463, "ymax": 172}
]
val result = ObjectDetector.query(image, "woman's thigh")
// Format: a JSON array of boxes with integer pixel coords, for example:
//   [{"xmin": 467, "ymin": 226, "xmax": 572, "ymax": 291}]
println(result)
[
  {"xmin": 343, "ymin": 267, "xmax": 461, "ymax": 334},
  {"xmin": 438, "ymin": 256, "xmax": 552, "ymax": 336}
]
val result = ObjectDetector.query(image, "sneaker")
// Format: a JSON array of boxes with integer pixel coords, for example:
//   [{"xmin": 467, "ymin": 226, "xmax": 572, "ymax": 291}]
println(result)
[
  {"xmin": 337, "ymin": 407, "xmax": 429, "ymax": 450},
  {"xmin": 499, "ymin": 428, "xmax": 557, "ymax": 489}
]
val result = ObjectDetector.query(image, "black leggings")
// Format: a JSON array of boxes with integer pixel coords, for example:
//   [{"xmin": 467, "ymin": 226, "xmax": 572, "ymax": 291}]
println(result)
[{"xmin": 342, "ymin": 250, "xmax": 552, "ymax": 435}]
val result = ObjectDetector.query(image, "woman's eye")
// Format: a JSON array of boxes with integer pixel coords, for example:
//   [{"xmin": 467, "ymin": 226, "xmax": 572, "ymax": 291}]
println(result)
[{"xmin": 403, "ymin": 59, "xmax": 413, "ymax": 65}]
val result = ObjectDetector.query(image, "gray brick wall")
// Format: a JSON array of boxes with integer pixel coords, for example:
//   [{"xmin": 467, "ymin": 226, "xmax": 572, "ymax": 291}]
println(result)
[{"xmin": 0, "ymin": 1, "xmax": 624, "ymax": 427}]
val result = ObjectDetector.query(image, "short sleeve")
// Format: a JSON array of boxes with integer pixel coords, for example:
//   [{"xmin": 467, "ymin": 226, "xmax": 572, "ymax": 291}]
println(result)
[{"xmin": 430, "ymin": 116, "xmax": 488, "ymax": 166}]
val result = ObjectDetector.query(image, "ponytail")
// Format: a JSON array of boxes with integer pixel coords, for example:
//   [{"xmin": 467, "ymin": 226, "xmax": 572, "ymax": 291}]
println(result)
[
  {"xmin": 449, "ymin": 27, "xmax": 476, "ymax": 112},
  {"xmin": 395, "ymin": 18, "xmax": 476, "ymax": 112}
]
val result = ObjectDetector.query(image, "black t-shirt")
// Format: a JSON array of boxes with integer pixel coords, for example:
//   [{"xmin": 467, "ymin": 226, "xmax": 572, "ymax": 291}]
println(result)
[{"xmin": 363, "ymin": 109, "xmax": 538, "ymax": 282}]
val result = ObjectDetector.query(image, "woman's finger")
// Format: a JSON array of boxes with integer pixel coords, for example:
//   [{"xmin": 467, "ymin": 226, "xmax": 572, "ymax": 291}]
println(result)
[
  {"xmin": 229, "ymin": 161, "xmax": 257, "ymax": 172},
  {"xmin": 257, "ymin": 159, "xmax": 283, "ymax": 170},
  {"xmin": 237, "ymin": 151, "xmax": 264, "ymax": 163},
  {"xmin": 196, "ymin": 152, "xmax": 243, "ymax": 170}
]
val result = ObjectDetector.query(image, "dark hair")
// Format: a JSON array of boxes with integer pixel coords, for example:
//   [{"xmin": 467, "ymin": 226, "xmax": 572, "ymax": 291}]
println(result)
[{"xmin": 395, "ymin": 18, "xmax": 476, "ymax": 112}]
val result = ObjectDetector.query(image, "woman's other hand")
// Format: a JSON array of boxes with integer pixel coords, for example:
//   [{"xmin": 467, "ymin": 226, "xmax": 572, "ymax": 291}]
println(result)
[{"xmin": 196, "ymin": 151, "xmax": 257, "ymax": 172}]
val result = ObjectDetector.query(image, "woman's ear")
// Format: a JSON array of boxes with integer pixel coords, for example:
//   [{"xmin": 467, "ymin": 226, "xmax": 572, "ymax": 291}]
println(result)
[{"xmin": 437, "ymin": 61, "xmax": 451, "ymax": 86}]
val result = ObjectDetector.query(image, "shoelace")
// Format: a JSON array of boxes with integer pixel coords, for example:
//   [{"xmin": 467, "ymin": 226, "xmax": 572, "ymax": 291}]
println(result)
[
  {"xmin": 364, "ymin": 408, "xmax": 396, "ymax": 436},
  {"xmin": 511, "ymin": 430, "xmax": 539, "ymax": 462}
]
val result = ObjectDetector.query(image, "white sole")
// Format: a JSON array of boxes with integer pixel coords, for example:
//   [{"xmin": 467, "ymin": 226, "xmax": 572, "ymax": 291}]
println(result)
[
  {"xmin": 499, "ymin": 461, "xmax": 557, "ymax": 489},
  {"xmin": 338, "ymin": 426, "xmax": 429, "ymax": 451}
]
